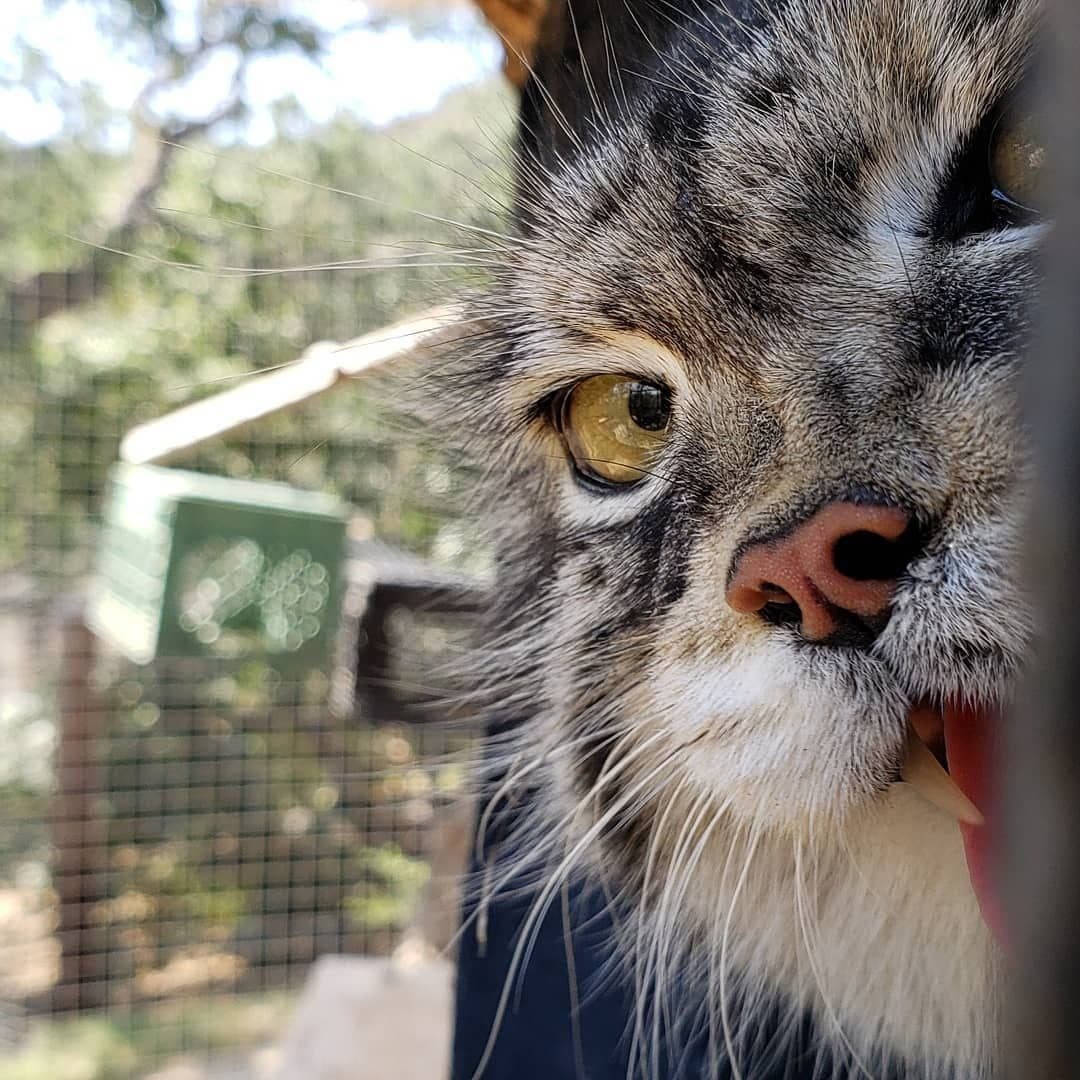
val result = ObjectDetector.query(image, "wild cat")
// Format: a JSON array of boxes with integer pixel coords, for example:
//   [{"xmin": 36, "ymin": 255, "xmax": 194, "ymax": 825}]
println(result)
[{"xmin": 424, "ymin": 0, "xmax": 1044, "ymax": 1076}]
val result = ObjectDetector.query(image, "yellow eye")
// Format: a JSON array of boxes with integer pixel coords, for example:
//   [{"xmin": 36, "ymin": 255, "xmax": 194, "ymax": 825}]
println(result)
[
  {"xmin": 558, "ymin": 374, "xmax": 672, "ymax": 486},
  {"xmin": 990, "ymin": 111, "xmax": 1045, "ymax": 212}
]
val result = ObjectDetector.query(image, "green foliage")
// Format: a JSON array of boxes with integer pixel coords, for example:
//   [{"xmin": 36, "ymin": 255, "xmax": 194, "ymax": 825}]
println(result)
[
  {"xmin": 4, "ymin": 1016, "xmax": 137, "ymax": 1080},
  {"xmin": 0, "ymin": 144, "xmax": 119, "ymax": 278},
  {"xmin": 83, "ymin": 664, "xmax": 472, "ymax": 993},
  {"xmin": 0, "ymin": 691, "xmax": 54, "ymax": 876},
  {"xmin": 4, "ymin": 992, "xmax": 295, "ymax": 1080},
  {"xmin": 346, "ymin": 844, "xmax": 431, "ymax": 929},
  {"xmin": 0, "ymin": 76, "xmax": 512, "ymax": 579}
]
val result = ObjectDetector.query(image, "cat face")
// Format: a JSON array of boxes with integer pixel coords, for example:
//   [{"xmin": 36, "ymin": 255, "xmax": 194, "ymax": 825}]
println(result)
[{"xmin": 445, "ymin": 0, "xmax": 1041, "ymax": 1073}]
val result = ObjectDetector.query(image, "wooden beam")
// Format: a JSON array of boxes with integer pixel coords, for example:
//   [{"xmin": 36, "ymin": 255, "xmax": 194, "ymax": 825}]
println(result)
[{"xmin": 119, "ymin": 305, "xmax": 460, "ymax": 466}]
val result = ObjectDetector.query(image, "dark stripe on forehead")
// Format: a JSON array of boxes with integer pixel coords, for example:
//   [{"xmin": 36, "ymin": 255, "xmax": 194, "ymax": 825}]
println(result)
[
  {"xmin": 738, "ymin": 66, "xmax": 797, "ymax": 114},
  {"xmin": 804, "ymin": 127, "xmax": 874, "ymax": 200},
  {"xmin": 584, "ymin": 158, "xmax": 642, "ymax": 228},
  {"xmin": 648, "ymin": 81, "xmax": 789, "ymax": 301},
  {"xmin": 644, "ymin": 89, "xmax": 708, "ymax": 160},
  {"xmin": 956, "ymin": 0, "xmax": 1013, "ymax": 39}
]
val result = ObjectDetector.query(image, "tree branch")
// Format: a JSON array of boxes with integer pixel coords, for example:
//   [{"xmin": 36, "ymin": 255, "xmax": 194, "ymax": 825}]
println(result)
[{"xmin": 2, "ymin": 16, "xmax": 285, "ymax": 332}]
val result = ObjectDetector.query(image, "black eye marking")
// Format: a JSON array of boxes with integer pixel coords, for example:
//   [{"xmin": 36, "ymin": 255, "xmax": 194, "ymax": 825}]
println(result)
[{"xmin": 930, "ymin": 84, "xmax": 1045, "ymax": 239}]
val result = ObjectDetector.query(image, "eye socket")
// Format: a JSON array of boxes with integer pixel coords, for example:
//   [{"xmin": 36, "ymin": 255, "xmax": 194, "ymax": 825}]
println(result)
[
  {"xmin": 557, "ymin": 374, "xmax": 673, "ymax": 486},
  {"xmin": 990, "ymin": 110, "xmax": 1046, "ymax": 214}
]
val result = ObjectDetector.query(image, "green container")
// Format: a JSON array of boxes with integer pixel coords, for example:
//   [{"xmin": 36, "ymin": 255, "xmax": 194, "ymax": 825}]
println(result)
[{"xmin": 90, "ymin": 464, "xmax": 348, "ymax": 669}]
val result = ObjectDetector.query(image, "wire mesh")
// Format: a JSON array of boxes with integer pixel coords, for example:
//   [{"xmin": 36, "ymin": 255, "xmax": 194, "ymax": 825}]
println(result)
[{"xmin": 0, "ymin": 14, "xmax": 510, "ymax": 1075}]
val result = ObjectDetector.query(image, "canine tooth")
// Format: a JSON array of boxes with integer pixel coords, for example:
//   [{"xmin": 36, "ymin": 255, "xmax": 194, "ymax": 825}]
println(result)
[{"xmin": 901, "ymin": 726, "xmax": 985, "ymax": 826}]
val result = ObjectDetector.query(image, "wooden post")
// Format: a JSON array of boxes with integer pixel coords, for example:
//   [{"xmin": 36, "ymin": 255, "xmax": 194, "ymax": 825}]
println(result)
[
  {"xmin": 1006, "ymin": 2, "xmax": 1080, "ymax": 1074},
  {"xmin": 50, "ymin": 600, "xmax": 110, "ymax": 1011}
]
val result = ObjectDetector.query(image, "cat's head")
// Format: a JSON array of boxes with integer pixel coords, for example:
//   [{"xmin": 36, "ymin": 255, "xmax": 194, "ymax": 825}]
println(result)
[
  {"xmin": 468, "ymin": 0, "xmax": 1040, "ymax": 834},
  {"xmin": 439, "ymin": 0, "xmax": 1041, "ymax": 1072}
]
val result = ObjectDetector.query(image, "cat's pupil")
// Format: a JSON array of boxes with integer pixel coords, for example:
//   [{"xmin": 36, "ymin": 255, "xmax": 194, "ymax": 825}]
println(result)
[{"xmin": 627, "ymin": 382, "xmax": 670, "ymax": 431}]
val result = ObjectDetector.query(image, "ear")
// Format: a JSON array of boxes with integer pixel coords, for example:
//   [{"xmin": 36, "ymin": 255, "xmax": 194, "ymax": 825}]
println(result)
[
  {"xmin": 486, "ymin": 0, "xmax": 681, "ymax": 173},
  {"xmin": 472, "ymin": 0, "xmax": 550, "ymax": 87}
]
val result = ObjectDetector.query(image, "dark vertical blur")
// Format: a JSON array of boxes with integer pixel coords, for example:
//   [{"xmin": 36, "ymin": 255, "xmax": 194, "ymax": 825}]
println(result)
[{"xmin": 1007, "ymin": 2, "xmax": 1080, "ymax": 1075}]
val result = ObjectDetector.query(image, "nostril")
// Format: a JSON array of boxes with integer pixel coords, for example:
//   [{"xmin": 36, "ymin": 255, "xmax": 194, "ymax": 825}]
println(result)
[
  {"xmin": 726, "ymin": 499, "xmax": 920, "ymax": 645},
  {"xmin": 759, "ymin": 599, "xmax": 802, "ymax": 629},
  {"xmin": 759, "ymin": 581, "xmax": 794, "ymax": 603},
  {"xmin": 832, "ymin": 528, "xmax": 917, "ymax": 582}
]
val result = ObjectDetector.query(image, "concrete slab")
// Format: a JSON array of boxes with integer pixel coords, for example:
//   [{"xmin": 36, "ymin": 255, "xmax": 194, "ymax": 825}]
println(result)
[{"xmin": 274, "ymin": 956, "xmax": 454, "ymax": 1080}]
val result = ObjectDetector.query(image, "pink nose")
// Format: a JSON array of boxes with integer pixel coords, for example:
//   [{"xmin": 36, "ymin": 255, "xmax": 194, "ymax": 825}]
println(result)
[{"xmin": 725, "ymin": 502, "xmax": 914, "ymax": 642}]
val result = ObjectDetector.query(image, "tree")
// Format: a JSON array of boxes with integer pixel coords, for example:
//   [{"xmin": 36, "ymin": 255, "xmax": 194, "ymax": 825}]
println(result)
[
  {"xmin": 5, "ymin": 1, "xmax": 336, "ymax": 332},
  {"xmin": 0, "ymin": 0, "xmax": 512, "ymax": 577}
]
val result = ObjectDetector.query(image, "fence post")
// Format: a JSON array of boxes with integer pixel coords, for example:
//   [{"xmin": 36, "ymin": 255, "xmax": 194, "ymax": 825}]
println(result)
[
  {"xmin": 50, "ymin": 600, "xmax": 109, "ymax": 1011},
  {"xmin": 1006, "ymin": 2, "xmax": 1080, "ymax": 1074}
]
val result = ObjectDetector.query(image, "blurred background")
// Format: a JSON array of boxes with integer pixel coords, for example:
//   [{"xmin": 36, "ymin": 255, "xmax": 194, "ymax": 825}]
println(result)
[{"xmin": 0, "ymin": 1, "xmax": 515, "ymax": 1075}]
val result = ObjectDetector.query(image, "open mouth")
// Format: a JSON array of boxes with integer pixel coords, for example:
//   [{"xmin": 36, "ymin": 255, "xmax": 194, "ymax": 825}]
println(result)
[{"xmin": 901, "ymin": 699, "xmax": 1005, "ymax": 943}]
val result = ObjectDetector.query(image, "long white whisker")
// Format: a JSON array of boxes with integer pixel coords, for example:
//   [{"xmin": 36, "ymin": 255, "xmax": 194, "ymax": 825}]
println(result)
[
  {"xmin": 793, "ymin": 837, "xmax": 877, "ymax": 1080},
  {"xmin": 718, "ymin": 824, "xmax": 760, "ymax": 1080},
  {"xmin": 468, "ymin": 729, "xmax": 681, "ymax": 1080},
  {"xmin": 157, "ymin": 137, "xmax": 519, "ymax": 245}
]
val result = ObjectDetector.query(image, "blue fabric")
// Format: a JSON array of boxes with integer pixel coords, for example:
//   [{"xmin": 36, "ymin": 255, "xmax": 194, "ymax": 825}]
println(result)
[{"xmin": 449, "ymin": 804, "xmax": 831, "ymax": 1080}]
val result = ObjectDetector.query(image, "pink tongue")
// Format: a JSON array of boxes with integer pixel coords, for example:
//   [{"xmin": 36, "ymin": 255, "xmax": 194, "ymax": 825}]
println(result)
[{"xmin": 942, "ymin": 703, "xmax": 1007, "ymax": 945}]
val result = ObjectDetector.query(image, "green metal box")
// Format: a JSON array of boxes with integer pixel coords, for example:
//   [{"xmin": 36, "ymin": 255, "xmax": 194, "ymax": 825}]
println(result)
[{"xmin": 90, "ymin": 464, "xmax": 348, "ymax": 669}]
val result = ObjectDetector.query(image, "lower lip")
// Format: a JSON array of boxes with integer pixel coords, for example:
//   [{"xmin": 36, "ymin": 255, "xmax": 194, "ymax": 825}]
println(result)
[{"xmin": 942, "ymin": 702, "xmax": 1007, "ymax": 945}]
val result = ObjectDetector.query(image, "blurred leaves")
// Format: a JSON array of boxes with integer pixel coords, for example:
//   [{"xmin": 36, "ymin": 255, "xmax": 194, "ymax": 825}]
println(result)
[
  {"xmin": 3, "ymin": 992, "xmax": 295, "ymax": 1080},
  {"xmin": 346, "ymin": 844, "xmax": 430, "ymax": 929},
  {"xmin": 0, "ymin": 76, "xmax": 511, "ymax": 578},
  {"xmin": 74, "ymin": 660, "xmax": 471, "ymax": 997}
]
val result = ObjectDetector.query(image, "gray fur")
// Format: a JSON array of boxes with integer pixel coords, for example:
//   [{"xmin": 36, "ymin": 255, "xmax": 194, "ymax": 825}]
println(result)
[{"xmin": 423, "ymin": 1, "xmax": 1041, "ymax": 1075}]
